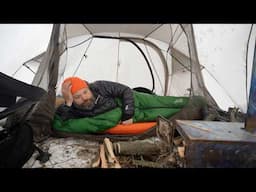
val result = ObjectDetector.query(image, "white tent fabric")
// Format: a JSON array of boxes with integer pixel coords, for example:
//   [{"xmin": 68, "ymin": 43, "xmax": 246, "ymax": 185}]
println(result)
[
  {"xmin": 194, "ymin": 24, "xmax": 256, "ymax": 112},
  {"xmin": 0, "ymin": 24, "xmax": 52, "ymax": 82},
  {"xmin": 57, "ymin": 35, "xmax": 168, "ymax": 96},
  {"xmin": 0, "ymin": 24, "xmax": 255, "ymax": 113},
  {"xmin": 52, "ymin": 24, "xmax": 215, "ymax": 107}
]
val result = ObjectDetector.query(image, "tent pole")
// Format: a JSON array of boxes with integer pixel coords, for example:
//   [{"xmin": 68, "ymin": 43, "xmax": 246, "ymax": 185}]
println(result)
[
  {"xmin": 126, "ymin": 37, "xmax": 169, "ymax": 95},
  {"xmin": 93, "ymin": 35, "xmax": 159, "ymax": 94},
  {"xmin": 245, "ymin": 39, "xmax": 256, "ymax": 132}
]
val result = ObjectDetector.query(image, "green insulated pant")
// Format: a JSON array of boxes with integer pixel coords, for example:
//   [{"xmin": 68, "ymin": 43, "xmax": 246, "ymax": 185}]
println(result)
[{"xmin": 52, "ymin": 91, "xmax": 189, "ymax": 133}]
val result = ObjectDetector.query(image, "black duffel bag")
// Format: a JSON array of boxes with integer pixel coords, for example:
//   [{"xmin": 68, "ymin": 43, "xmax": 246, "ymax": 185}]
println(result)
[
  {"xmin": 0, "ymin": 72, "xmax": 49, "ymax": 168},
  {"xmin": 0, "ymin": 122, "xmax": 34, "ymax": 168}
]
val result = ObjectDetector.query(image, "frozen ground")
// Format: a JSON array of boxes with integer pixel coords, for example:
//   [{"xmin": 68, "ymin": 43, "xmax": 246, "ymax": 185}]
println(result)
[{"xmin": 23, "ymin": 137, "xmax": 99, "ymax": 168}]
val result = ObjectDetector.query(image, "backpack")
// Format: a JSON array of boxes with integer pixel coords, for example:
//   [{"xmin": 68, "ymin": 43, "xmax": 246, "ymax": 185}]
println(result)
[
  {"xmin": 0, "ymin": 72, "xmax": 50, "ymax": 168},
  {"xmin": 0, "ymin": 121, "xmax": 34, "ymax": 168}
]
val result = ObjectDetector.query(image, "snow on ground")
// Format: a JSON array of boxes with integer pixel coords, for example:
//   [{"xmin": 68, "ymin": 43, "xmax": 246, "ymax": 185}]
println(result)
[{"xmin": 23, "ymin": 137, "xmax": 99, "ymax": 168}]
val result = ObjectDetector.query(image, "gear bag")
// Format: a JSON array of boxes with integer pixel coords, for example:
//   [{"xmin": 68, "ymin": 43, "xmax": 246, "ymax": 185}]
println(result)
[{"xmin": 0, "ymin": 72, "xmax": 49, "ymax": 168}]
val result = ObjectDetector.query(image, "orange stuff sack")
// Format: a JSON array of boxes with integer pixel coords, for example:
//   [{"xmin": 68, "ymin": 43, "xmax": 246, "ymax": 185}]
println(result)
[{"xmin": 104, "ymin": 122, "xmax": 156, "ymax": 135}]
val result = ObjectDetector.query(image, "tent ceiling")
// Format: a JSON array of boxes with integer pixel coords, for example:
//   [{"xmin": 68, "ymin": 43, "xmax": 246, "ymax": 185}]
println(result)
[{"xmin": 66, "ymin": 24, "xmax": 173, "ymax": 43}]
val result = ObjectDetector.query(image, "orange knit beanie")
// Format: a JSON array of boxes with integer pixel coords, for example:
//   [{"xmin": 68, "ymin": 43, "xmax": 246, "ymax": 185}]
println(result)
[{"xmin": 63, "ymin": 77, "xmax": 88, "ymax": 95}]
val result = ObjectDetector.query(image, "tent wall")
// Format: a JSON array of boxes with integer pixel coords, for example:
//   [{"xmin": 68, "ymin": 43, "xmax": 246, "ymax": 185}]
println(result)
[
  {"xmin": 1, "ymin": 23, "xmax": 255, "ymax": 143},
  {"xmin": 56, "ymin": 24, "xmax": 215, "ymax": 105},
  {"xmin": 17, "ymin": 25, "xmax": 61, "ymax": 142},
  {"xmin": 194, "ymin": 24, "xmax": 256, "ymax": 112},
  {"xmin": 0, "ymin": 24, "xmax": 52, "ymax": 84},
  {"xmin": 3, "ymin": 24, "xmax": 254, "ymax": 114},
  {"xmin": 9, "ymin": 24, "xmax": 218, "ymax": 110}
]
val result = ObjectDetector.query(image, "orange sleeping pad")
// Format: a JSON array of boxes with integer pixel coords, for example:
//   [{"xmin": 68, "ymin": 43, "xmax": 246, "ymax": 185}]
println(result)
[{"xmin": 104, "ymin": 122, "xmax": 157, "ymax": 135}]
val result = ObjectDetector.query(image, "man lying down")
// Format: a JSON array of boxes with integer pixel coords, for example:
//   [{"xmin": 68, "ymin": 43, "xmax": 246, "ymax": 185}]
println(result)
[{"xmin": 52, "ymin": 77, "xmax": 204, "ymax": 134}]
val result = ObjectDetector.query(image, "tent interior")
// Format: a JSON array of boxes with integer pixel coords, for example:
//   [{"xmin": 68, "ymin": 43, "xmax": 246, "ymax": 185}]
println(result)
[
  {"xmin": 0, "ymin": 24, "xmax": 255, "ymax": 168},
  {"xmin": 2, "ymin": 24, "xmax": 255, "ymax": 112}
]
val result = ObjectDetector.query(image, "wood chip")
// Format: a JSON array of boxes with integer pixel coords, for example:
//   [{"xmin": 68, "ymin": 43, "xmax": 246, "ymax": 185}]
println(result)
[
  {"xmin": 104, "ymin": 138, "xmax": 121, "ymax": 168},
  {"xmin": 100, "ymin": 144, "xmax": 108, "ymax": 168},
  {"xmin": 91, "ymin": 156, "xmax": 100, "ymax": 168},
  {"xmin": 177, "ymin": 146, "xmax": 185, "ymax": 158}
]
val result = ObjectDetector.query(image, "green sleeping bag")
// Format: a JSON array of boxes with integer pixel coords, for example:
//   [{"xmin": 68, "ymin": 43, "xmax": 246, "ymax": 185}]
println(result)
[{"xmin": 52, "ymin": 91, "xmax": 189, "ymax": 133}]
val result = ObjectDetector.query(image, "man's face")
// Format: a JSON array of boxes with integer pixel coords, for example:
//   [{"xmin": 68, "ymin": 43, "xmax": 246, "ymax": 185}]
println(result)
[{"xmin": 73, "ymin": 87, "xmax": 95, "ymax": 110}]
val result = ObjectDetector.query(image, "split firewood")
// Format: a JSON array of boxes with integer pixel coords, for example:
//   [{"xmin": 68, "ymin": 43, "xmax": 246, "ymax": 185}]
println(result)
[
  {"xmin": 90, "ymin": 147, "xmax": 101, "ymax": 168},
  {"xmin": 103, "ymin": 138, "xmax": 121, "ymax": 168},
  {"xmin": 177, "ymin": 146, "xmax": 185, "ymax": 158},
  {"xmin": 91, "ymin": 156, "xmax": 101, "ymax": 168},
  {"xmin": 173, "ymin": 136, "xmax": 183, "ymax": 146},
  {"xmin": 104, "ymin": 138, "xmax": 115, "ymax": 163},
  {"xmin": 100, "ymin": 144, "xmax": 108, "ymax": 168}
]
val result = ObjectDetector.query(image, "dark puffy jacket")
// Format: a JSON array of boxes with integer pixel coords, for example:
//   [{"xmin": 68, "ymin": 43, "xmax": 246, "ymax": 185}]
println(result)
[{"xmin": 55, "ymin": 80, "xmax": 134, "ymax": 121}]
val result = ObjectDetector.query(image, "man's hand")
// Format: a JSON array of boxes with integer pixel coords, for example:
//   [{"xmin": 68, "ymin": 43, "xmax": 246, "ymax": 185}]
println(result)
[
  {"xmin": 62, "ymin": 81, "xmax": 73, "ymax": 106},
  {"xmin": 121, "ymin": 118, "xmax": 133, "ymax": 125}
]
